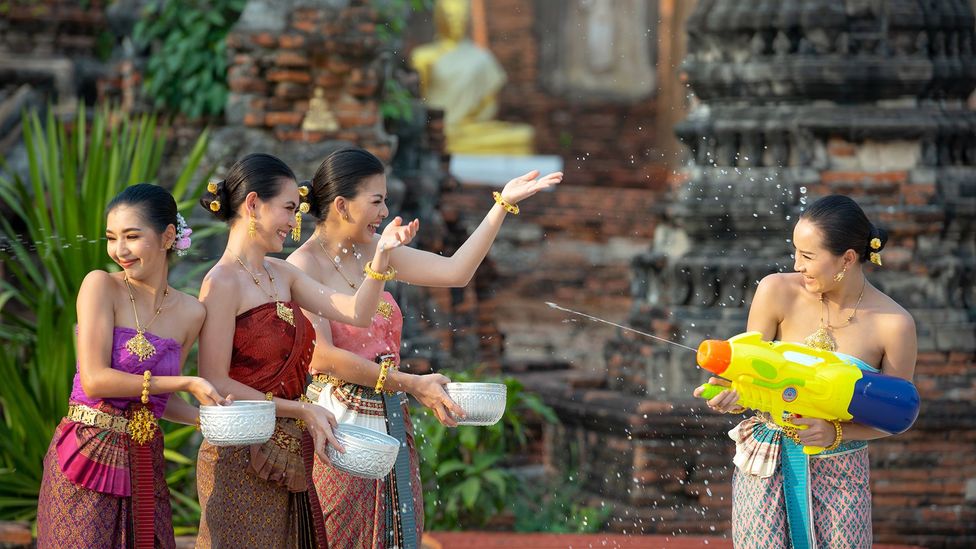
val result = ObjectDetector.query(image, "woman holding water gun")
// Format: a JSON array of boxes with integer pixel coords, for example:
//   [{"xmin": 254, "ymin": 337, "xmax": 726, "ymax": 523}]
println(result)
[{"xmin": 694, "ymin": 195, "xmax": 917, "ymax": 549}]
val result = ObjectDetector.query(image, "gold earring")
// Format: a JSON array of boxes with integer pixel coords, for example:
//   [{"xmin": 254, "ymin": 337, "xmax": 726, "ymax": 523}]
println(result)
[
  {"xmin": 834, "ymin": 266, "xmax": 847, "ymax": 282},
  {"xmin": 292, "ymin": 212, "xmax": 302, "ymax": 241},
  {"xmin": 248, "ymin": 213, "xmax": 257, "ymax": 238}
]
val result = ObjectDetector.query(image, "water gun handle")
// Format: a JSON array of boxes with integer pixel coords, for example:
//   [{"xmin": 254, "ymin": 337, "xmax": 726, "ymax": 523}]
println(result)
[
  {"xmin": 697, "ymin": 383, "xmax": 729, "ymax": 401},
  {"xmin": 697, "ymin": 383, "xmax": 827, "ymax": 455},
  {"xmin": 803, "ymin": 444, "xmax": 826, "ymax": 455}
]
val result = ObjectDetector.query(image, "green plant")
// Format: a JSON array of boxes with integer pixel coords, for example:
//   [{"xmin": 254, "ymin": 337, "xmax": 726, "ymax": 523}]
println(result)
[
  {"xmin": 134, "ymin": 0, "xmax": 246, "ymax": 119},
  {"xmin": 374, "ymin": 0, "xmax": 432, "ymax": 123},
  {"xmin": 380, "ymin": 77, "xmax": 415, "ymax": 123},
  {"xmin": 412, "ymin": 370, "xmax": 557, "ymax": 530},
  {"xmin": 513, "ymin": 473, "xmax": 613, "ymax": 533},
  {"xmin": 0, "ymin": 104, "xmax": 212, "ymax": 522},
  {"xmin": 375, "ymin": 0, "xmax": 433, "ymax": 42}
]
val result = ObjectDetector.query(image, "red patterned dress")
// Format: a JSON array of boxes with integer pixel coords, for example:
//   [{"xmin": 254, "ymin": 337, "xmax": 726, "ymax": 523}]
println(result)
[
  {"xmin": 196, "ymin": 301, "xmax": 327, "ymax": 548},
  {"xmin": 309, "ymin": 292, "xmax": 424, "ymax": 548}
]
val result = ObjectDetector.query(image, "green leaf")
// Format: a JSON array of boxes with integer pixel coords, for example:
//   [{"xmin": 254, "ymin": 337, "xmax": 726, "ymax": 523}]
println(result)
[
  {"xmin": 481, "ymin": 469, "xmax": 509, "ymax": 497},
  {"xmin": 436, "ymin": 459, "xmax": 467, "ymax": 476},
  {"xmin": 459, "ymin": 477, "xmax": 481, "ymax": 509},
  {"xmin": 163, "ymin": 448, "xmax": 194, "ymax": 465},
  {"xmin": 458, "ymin": 426, "xmax": 479, "ymax": 449}
]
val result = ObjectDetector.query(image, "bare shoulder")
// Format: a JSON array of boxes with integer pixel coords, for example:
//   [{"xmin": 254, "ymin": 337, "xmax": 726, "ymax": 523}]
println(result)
[
  {"xmin": 172, "ymin": 290, "xmax": 206, "ymax": 324},
  {"xmin": 286, "ymin": 245, "xmax": 317, "ymax": 272},
  {"xmin": 77, "ymin": 270, "xmax": 122, "ymax": 311},
  {"xmin": 80, "ymin": 269, "xmax": 119, "ymax": 293},
  {"xmin": 200, "ymin": 263, "xmax": 240, "ymax": 298},
  {"xmin": 756, "ymin": 272, "xmax": 802, "ymax": 301},
  {"xmin": 870, "ymin": 287, "xmax": 916, "ymax": 335},
  {"xmin": 267, "ymin": 256, "xmax": 301, "ymax": 279}
]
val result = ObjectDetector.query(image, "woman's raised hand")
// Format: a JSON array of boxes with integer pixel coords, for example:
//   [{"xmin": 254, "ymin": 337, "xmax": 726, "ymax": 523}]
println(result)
[
  {"xmin": 377, "ymin": 216, "xmax": 420, "ymax": 252},
  {"xmin": 500, "ymin": 170, "xmax": 564, "ymax": 205}
]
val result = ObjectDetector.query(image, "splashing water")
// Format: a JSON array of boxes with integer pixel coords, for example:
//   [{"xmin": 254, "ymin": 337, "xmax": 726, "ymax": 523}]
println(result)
[{"xmin": 544, "ymin": 302, "xmax": 698, "ymax": 353}]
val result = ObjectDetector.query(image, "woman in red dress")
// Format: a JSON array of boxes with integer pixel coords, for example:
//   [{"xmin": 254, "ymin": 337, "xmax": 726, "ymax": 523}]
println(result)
[{"xmin": 194, "ymin": 153, "xmax": 418, "ymax": 548}]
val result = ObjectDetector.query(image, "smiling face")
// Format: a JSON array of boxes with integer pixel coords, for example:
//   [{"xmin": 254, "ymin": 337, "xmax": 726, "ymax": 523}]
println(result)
[
  {"xmin": 792, "ymin": 218, "xmax": 850, "ymax": 294},
  {"xmin": 248, "ymin": 178, "xmax": 299, "ymax": 253},
  {"xmin": 105, "ymin": 205, "xmax": 174, "ymax": 279},
  {"xmin": 336, "ymin": 173, "xmax": 389, "ymax": 245}
]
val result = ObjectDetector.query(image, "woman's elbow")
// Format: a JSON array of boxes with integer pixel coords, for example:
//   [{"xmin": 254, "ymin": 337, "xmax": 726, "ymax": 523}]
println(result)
[
  {"xmin": 349, "ymin": 312, "xmax": 372, "ymax": 327},
  {"xmin": 78, "ymin": 372, "xmax": 106, "ymax": 399}
]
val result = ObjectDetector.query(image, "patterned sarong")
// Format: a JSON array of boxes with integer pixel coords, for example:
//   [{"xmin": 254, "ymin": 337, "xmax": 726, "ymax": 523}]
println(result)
[{"xmin": 37, "ymin": 415, "xmax": 175, "ymax": 549}]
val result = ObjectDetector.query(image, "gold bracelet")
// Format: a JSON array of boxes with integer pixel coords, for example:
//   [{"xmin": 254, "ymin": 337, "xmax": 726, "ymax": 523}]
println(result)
[
  {"xmin": 492, "ymin": 191, "xmax": 519, "ymax": 215},
  {"xmin": 295, "ymin": 394, "xmax": 313, "ymax": 431},
  {"xmin": 265, "ymin": 391, "xmax": 274, "ymax": 401},
  {"xmin": 140, "ymin": 370, "xmax": 152, "ymax": 404},
  {"xmin": 364, "ymin": 261, "xmax": 396, "ymax": 282},
  {"xmin": 374, "ymin": 358, "xmax": 397, "ymax": 394},
  {"xmin": 131, "ymin": 370, "xmax": 157, "ymax": 445},
  {"xmin": 824, "ymin": 420, "xmax": 844, "ymax": 451}
]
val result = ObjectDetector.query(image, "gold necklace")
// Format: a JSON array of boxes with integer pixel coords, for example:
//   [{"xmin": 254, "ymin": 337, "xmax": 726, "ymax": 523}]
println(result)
[
  {"xmin": 123, "ymin": 276, "xmax": 169, "ymax": 361},
  {"xmin": 235, "ymin": 255, "xmax": 294, "ymax": 326},
  {"xmin": 315, "ymin": 238, "xmax": 393, "ymax": 320},
  {"xmin": 318, "ymin": 238, "xmax": 359, "ymax": 290},
  {"xmin": 804, "ymin": 278, "xmax": 866, "ymax": 352}
]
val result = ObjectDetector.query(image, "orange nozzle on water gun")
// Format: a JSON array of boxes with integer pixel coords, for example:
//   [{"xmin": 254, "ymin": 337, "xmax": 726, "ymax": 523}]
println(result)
[{"xmin": 696, "ymin": 339, "xmax": 731, "ymax": 375}]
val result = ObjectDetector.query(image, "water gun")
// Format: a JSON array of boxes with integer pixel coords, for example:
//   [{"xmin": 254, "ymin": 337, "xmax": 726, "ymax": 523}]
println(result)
[{"xmin": 696, "ymin": 331, "xmax": 920, "ymax": 455}]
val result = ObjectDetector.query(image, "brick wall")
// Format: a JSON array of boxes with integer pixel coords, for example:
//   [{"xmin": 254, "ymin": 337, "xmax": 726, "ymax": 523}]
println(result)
[
  {"xmin": 404, "ymin": 0, "xmax": 686, "ymax": 371},
  {"xmin": 0, "ymin": 0, "xmax": 107, "ymax": 56},
  {"xmin": 485, "ymin": 0, "xmax": 669, "ymax": 189},
  {"xmin": 224, "ymin": 3, "xmax": 394, "ymax": 161}
]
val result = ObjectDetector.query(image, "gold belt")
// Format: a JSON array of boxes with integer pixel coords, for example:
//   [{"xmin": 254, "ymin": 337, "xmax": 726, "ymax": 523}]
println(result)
[
  {"xmin": 66, "ymin": 403, "xmax": 157, "ymax": 439},
  {"xmin": 312, "ymin": 373, "xmax": 345, "ymax": 387},
  {"xmin": 306, "ymin": 373, "xmax": 345, "ymax": 402}
]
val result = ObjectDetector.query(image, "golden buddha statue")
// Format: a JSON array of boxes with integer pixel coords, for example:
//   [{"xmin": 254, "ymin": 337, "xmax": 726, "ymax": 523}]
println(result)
[
  {"xmin": 410, "ymin": 0, "xmax": 534, "ymax": 155},
  {"xmin": 302, "ymin": 87, "xmax": 339, "ymax": 133}
]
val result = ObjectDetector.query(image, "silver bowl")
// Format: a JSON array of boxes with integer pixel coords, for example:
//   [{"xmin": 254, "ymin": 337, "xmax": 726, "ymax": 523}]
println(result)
[
  {"xmin": 327, "ymin": 424, "xmax": 400, "ymax": 479},
  {"xmin": 199, "ymin": 400, "xmax": 275, "ymax": 446},
  {"xmin": 445, "ymin": 382, "xmax": 507, "ymax": 426}
]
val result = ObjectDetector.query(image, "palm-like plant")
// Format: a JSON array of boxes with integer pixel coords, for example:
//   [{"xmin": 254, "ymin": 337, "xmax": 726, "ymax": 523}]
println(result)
[{"xmin": 0, "ymin": 104, "xmax": 211, "ymax": 521}]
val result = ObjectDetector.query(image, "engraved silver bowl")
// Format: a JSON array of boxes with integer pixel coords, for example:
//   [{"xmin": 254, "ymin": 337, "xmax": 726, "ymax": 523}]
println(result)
[
  {"xmin": 327, "ymin": 424, "xmax": 400, "ymax": 480},
  {"xmin": 445, "ymin": 382, "xmax": 507, "ymax": 426},
  {"xmin": 199, "ymin": 400, "xmax": 275, "ymax": 446}
]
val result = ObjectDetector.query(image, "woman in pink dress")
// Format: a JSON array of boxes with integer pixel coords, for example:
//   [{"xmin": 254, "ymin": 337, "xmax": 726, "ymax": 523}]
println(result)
[
  {"xmin": 37, "ymin": 184, "xmax": 229, "ymax": 549},
  {"xmin": 287, "ymin": 147, "xmax": 562, "ymax": 548}
]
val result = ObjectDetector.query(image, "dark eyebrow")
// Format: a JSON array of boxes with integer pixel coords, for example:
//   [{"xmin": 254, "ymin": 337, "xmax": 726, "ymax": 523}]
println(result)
[
  {"xmin": 284, "ymin": 200, "xmax": 297, "ymax": 207},
  {"xmin": 106, "ymin": 227, "xmax": 143, "ymax": 235}
]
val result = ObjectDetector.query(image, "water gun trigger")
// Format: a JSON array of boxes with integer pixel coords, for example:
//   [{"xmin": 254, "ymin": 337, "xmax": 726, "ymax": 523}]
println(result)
[
  {"xmin": 774, "ymin": 413, "xmax": 828, "ymax": 456},
  {"xmin": 772, "ymin": 411, "xmax": 805, "ymax": 431}
]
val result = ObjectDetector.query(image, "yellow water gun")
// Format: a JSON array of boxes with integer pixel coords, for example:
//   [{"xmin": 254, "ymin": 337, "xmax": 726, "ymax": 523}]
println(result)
[{"xmin": 696, "ymin": 332, "xmax": 920, "ymax": 455}]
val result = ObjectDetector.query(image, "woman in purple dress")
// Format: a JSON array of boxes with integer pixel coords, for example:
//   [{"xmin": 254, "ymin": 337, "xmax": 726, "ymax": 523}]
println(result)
[{"xmin": 37, "ymin": 184, "xmax": 230, "ymax": 549}]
